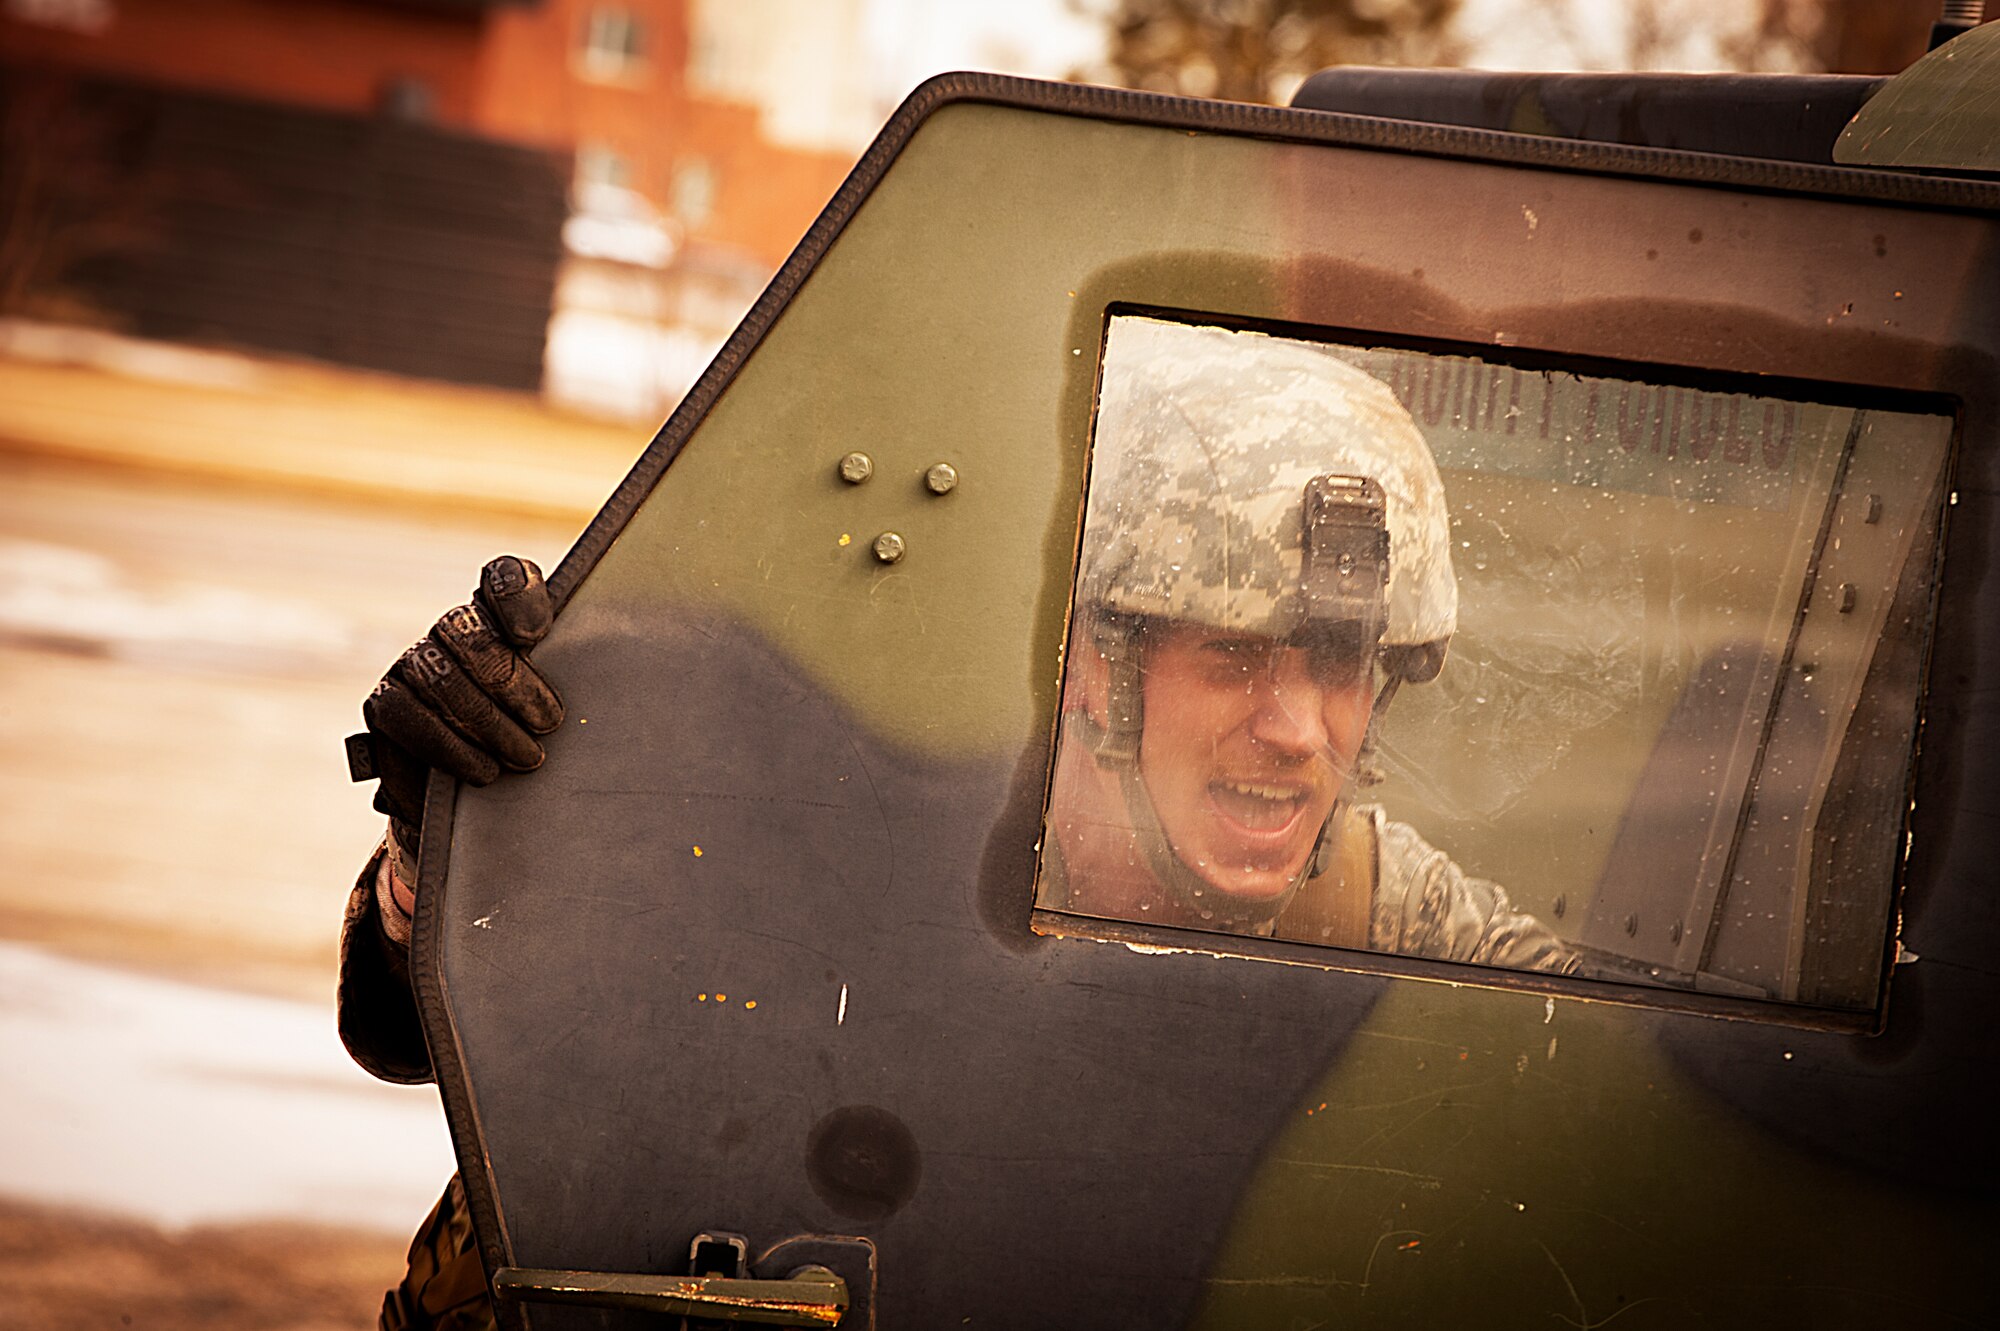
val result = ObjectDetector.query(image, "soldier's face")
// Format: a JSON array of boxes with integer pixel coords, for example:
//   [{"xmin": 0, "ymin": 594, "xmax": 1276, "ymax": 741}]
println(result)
[{"xmin": 1139, "ymin": 622, "xmax": 1372, "ymax": 902}]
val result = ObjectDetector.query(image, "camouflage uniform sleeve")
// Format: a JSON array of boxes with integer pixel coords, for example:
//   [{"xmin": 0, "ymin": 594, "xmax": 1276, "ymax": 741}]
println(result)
[
  {"xmin": 1367, "ymin": 809, "xmax": 1578, "ymax": 975},
  {"xmin": 338, "ymin": 843, "xmax": 435, "ymax": 1084}
]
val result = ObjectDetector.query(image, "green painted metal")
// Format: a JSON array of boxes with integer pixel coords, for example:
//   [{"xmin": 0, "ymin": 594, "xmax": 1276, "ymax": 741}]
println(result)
[
  {"xmin": 1835, "ymin": 20, "xmax": 2000, "ymax": 170},
  {"xmin": 549, "ymin": 106, "xmax": 1281, "ymax": 761},
  {"xmin": 420, "ymin": 80, "xmax": 2000, "ymax": 1331}
]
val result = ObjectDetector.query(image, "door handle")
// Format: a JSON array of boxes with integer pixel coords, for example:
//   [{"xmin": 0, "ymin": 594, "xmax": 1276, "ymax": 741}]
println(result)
[{"xmin": 491, "ymin": 1263, "xmax": 848, "ymax": 1326}]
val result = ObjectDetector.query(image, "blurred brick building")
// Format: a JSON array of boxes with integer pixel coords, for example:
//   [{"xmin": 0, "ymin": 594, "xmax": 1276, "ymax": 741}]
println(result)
[
  {"xmin": 2, "ymin": 0, "xmax": 1940, "ymax": 410},
  {"xmin": 472, "ymin": 0, "xmax": 869, "ymax": 419},
  {"xmin": 0, "ymin": 0, "xmax": 863, "ymax": 412}
]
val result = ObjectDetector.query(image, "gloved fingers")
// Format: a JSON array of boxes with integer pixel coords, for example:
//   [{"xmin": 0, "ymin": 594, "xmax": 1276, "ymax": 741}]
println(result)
[
  {"xmin": 476, "ymin": 556, "xmax": 554, "ymax": 648},
  {"xmin": 363, "ymin": 674, "xmax": 503, "ymax": 787},
  {"xmin": 431, "ymin": 603, "xmax": 564, "ymax": 735},
  {"xmin": 351, "ymin": 556, "xmax": 556, "ymax": 815},
  {"xmin": 368, "ymin": 735, "xmax": 430, "ymax": 829},
  {"xmin": 393, "ymin": 639, "xmax": 545, "ymax": 774}
]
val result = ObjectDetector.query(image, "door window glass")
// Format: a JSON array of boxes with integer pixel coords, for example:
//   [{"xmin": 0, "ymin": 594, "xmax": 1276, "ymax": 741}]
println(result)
[{"xmin": 1035, "ymin": 314, "xmax": 1951, "ymax": 1010}]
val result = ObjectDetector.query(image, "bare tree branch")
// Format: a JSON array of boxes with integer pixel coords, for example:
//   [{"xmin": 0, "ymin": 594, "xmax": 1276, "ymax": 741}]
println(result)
[{"xmin": 1073, "ymin": 0, "xmax": 1464, "ymax": 105}]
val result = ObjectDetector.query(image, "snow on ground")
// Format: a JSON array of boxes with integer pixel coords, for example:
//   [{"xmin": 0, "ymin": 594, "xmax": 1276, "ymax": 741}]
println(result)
[{"xmin": 0, "ymin": 941, "xmax": 454, "ymax": 1232}]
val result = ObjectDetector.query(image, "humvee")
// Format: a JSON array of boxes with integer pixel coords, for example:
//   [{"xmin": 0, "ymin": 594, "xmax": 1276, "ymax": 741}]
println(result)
[{"xmin": 400, "ymin": 20, "xmax": 2000, "ymax": 1329}]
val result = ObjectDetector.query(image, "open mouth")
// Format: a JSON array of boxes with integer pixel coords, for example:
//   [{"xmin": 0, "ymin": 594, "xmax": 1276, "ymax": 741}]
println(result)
[{"xmin": 1206, "ymin": 779, "xmax": 1311, "ymax": 836}]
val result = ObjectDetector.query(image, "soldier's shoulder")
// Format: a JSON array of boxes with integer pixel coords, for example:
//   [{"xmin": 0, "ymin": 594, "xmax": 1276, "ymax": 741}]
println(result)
[{"xmin": 1355, "ymin": 803, "xmax": 1441, "ymax": 877}]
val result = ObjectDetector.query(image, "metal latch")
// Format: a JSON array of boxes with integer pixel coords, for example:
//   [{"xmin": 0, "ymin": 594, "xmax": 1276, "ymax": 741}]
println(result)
[{"xmin": 491, "ymin": 1261, "xmax": 848, "ymax": 1327}]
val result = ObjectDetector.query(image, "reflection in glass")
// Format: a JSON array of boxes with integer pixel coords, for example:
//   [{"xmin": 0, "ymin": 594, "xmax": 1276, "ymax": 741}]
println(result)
[{"xmin": 1035, "ymin": 315, "xmax": 1951, "ymax": 1010}]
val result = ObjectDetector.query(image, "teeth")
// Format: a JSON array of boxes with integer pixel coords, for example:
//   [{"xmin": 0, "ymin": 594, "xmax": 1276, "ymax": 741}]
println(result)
[{"xmin": 1222, "ymin": 781, "xmax": 1303, "ymax": 802}]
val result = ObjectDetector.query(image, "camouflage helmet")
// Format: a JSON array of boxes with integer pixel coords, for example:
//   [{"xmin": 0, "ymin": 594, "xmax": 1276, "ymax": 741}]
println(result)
[{"xmin": 1080, "ymin": 317, "xmax": 1456, "ymax": 669}]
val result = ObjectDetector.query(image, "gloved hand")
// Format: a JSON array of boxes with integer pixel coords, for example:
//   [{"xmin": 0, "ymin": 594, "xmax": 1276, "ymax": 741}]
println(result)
[{"xmin": 346, "ymin": 556, "xmax": 564, "ymax": 866}]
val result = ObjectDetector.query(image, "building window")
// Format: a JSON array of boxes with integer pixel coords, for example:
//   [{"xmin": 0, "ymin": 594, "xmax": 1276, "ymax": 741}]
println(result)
[
  {"xmin": 578, "ymin": 7, "xmax": 648, "ymax": 83},
  {"xmin": 4, "ymin": 0, "xmax": 114, "ymax": 34},
  {"xmin": 575, "ymin": 143, "xmax": 634, "ymax": 193},
  {"xmin": 670, "ymin": 157, "xmax": 716, "ymax": 229},
  {"xmin": 377, "ymin": 76, "xmax": 436, "ymax": 123},
  {"xmin": 688, "ymin": 28, "xmax": 725, "ymax": 92}
]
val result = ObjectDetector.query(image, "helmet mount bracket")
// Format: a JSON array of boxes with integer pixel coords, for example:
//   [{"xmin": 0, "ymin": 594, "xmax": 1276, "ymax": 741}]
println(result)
[{"xmin": 1301, "ymin": 473, "xmax": 1390, "ymax": 658}]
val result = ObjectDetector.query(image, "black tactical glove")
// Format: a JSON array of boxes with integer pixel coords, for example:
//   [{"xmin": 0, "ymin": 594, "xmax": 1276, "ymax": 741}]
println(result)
[{"xmin": 346, "ymin": 556, "xmax": 564, "ymax": 863}]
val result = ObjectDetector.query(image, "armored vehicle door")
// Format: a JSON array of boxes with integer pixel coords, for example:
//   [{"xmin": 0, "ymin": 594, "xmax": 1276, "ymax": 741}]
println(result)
[{"xmin": 412, "ymin": 75, "xmax": 2000, "ymax": 1329}]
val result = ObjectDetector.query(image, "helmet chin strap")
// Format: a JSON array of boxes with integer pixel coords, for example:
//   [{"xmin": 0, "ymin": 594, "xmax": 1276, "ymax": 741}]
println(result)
[{"xmin": 1352, "ymin": 667, "xmax": 1403, "ymax": 790}]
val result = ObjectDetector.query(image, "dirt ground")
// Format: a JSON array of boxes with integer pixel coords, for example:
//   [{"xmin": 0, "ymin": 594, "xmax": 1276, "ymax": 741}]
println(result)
[{"xmin": 0, "ymin": 1200, "xmax": 410, "ymax": 1331}]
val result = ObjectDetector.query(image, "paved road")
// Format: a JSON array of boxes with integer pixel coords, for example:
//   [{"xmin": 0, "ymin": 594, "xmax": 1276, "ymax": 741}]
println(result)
[
  {"xmin": 0, "ymin": 449, "xmax": 587, "ymax": 1232},
  {"xmin": 0, "ymin": 450, "xmax": 582, "ymax": 997}
]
